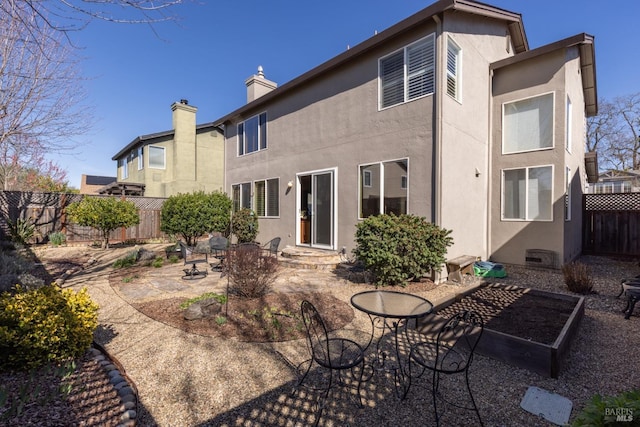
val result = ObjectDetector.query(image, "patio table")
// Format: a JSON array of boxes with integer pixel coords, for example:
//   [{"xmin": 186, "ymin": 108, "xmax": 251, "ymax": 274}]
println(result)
[{"xmin": 350, "ymin": 290, "xmax": 433, "ymax": 398}]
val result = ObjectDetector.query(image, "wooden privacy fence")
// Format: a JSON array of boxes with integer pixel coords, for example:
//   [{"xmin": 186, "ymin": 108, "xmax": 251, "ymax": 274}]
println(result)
[
  {"xmin": 0, "ymin": 191, "xmax": 168, "ymax": 244},
  {"xmin": 583, "ymin": 193, "xmax": 640, "ymax": 257}
]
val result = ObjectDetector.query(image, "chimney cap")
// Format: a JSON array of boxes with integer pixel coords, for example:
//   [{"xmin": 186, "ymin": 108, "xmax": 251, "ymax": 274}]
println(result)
[
  {"xmin": 180, "ymin": 99, "xmax": 189, "ymax": 105},
  {"xmin": 257, "ymin": 66, "xmax": 264, "ymax": 77}
]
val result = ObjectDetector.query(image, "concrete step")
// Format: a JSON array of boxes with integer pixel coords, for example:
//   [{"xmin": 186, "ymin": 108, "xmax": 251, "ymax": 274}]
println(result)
[{"xmin": 279, "ymin": 246, "xmax": 343, "ymax": 270}]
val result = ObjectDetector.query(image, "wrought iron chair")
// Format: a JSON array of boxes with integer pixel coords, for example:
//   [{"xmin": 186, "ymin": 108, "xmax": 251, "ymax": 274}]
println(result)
[
  {"xmin": 261, "ymin": 237, "xmax": 281, "ymax": 258},
  {"xmin": 621, "ymin": 281, "xmax": 640, "ymax": 319},
  {"xmin": 179, "ymin": 241, "xmax": 208, "ymax": 279},
  {"xmin": 208, "ymin": 236, "xmax": 229, "ymax": 271},
  {"xmin": 407, "ymin": 310, "xmax": 484, "ymax": 427},
  {"xmin": 294, "ymin": 300, "xmax": 367, "ymax": 426}
]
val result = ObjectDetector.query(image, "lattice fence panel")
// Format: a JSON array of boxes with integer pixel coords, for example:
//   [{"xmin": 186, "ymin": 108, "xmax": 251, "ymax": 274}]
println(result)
[{"xmin": 584, "ymin": 193, "xmax": 640, "ymax": 211}]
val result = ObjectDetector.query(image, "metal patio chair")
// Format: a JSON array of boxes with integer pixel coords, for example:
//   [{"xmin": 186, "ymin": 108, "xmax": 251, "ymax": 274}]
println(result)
[
  {"xmin": 208, "ymin": 236, "xmax": 229, "ymax": 271},
  {"xmin": 261, "ymin": 237, "xmax": 281, "ymax": 258},
  {"xmin": 293, "ymin": 300, "xmax": 367, "ymax": 426},
  {"xmin": 179, "ymin": 241, "xmax": 208, "ymax": 279},
  {"xmin": 406, "ymin": 310, "xmax": 484, "ymax": 426}
]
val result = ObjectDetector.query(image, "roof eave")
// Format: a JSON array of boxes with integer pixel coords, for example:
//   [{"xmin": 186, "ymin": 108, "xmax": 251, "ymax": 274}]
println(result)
[
  {"xmin": 213, "ymin": 0, "xmax": 526, "ymax": 126},
  {"xmin": 491, "ymin": 33, "xmax": 597, "ymax": 116}
]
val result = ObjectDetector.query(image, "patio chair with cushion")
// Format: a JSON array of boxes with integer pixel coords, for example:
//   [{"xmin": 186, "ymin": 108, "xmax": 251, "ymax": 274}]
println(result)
[
  {"xmin": 179, "ymin": 241, "xmax": 208, "ymax": 279},
  {"xmin": 406, "ymin": 310, "xmax": 484, "ymax": 427},
  {"xmin": 293, "ymin": 300, "xmax": 367, "ymax": 426}
]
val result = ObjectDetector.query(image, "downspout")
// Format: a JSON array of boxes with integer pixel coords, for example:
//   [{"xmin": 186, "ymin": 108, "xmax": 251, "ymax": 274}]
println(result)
[
  {"xmin": 221, "ymin": 124, "xmax": 227, "ymax": 193},
  {"xmin": 433, "ymin": 14, "xmax": 443, "ymax": 228},
  {"xmin": 432, "ymin": 14, "xmax": 444, "ymax": 283},
  {"xmin": 486, "ymin": 69, "xmax": 494, "ymax": 261}
]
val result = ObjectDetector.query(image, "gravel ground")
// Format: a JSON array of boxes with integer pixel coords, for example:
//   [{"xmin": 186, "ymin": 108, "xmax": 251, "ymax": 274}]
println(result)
[{"xmin": 58, "ymin": 247, "xmax": 640, "ymax": 427}]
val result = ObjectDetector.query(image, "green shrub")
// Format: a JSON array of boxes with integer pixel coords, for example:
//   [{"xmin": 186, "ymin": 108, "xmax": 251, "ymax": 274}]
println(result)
[
  {"xmin": 168, "ymin": 254, "xmax": 180, "ymax": 264},
  {"xmin": 562, "ymin": 262, "xmax": 594, "ymax": 294},
  {"xmin": 160, "ymin": 191, "xmax": 232, "ymax": 246},
  {"xmin": 66, "ymin": 196, "xmax": 140, "ymax": 249},
  {"xmin": 180, "ymin": 292, "xmax": 227, "ymax": 309},
  {"xmin": 354, "ymin": 214, "xmax": 453, "ymax": 286},
  {"xmin": 571, "ymin": 389, "xmax": 640, "ymax": 426},
  {"xmin": 6, "ymin": 218, "xmax": 36, "ymax": 245},
  {"xmin": 151, "ymin": 257, "xmax": 163, "ymax": 268},
  {"xmin": 47, "ymin": 231, "xmax": 66, "ymax": 246},
  {"xmin": 0, "ymin": 284, "xmax": 99, "ymax": 371},
  {"xmin": 112, "ymin": 250, "xmax": 138, "ymax": 269},
  {"xmin": 231, "ymin": 209, "xmax": 259, "ymax": 244}
]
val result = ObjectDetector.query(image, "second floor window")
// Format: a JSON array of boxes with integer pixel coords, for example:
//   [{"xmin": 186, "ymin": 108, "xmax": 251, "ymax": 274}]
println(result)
[
  {"xmin": 148, "ymin": 145, "xmax": 165, "ymax": 169},
  {"xmin": 137, "ymin": 147, "xmax": 144, "ymax": 170},
  {"xmin": 503, "ymin": 92, "xmax": 554, "ymax": 154},
  {"xmin": 238, "ymin": 112, "xmax": 267, "ymax": 155},
  {"xmin": 379, "ymin": 34, "xmax": 435, "ymax": 109},
  {"xmin": 119, "ymin": 158, "xmax": 128, "ymax": 179},
  {"xmin": 446, "ymin": 37, "xmax": 462, "ymax": 101}
]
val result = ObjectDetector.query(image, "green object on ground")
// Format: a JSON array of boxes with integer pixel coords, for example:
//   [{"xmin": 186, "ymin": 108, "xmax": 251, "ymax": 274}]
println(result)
[{"xmin": 473, "ymin": 261, "xmax": 507, "ymax": 278}]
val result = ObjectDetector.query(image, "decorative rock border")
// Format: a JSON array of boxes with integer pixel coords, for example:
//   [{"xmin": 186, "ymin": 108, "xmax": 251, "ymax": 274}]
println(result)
[
  {"xmin": 89, "ymin": 342, "xmax": 139, "ymax": 427},
  {"xmin": 51, "ymin": 253, "xmax": 139, "ymax": 426}
]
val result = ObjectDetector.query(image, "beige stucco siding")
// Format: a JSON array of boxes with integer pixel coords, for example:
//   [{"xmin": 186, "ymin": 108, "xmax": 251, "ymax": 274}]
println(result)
[
  {"xmin": 438, "ymin": 13, "xmax": 515, "ymax": 261},
  {"xmin": 490, "ymin": 48, "xmax": 578, "ymax": 265},
  {"xmin": 563, "ymin": 47, "xmax": 588, "ymax": 263},
  {"xmin": 226, "ymin": 25, "xmax": 439, "ymax": 251}
]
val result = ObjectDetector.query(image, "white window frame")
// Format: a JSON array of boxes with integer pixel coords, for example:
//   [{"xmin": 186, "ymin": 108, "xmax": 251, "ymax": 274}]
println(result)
[
  {"xmin": 254, "ymin": 178, "xmax": 280, "ymax": 218},
  {"xmin": 566, "ymin": 95, "xmax": 572, "ymax": 154},
  {"xmin": 148, "ymin": 145, "xmax": 166, "ymax": 169},
  {"xmin": 119, "ymin": 158, "xmax": 128, "ymax": 179},
  {"xmin": 501, "ymin": 164, "xmax": 554, "ymax": 222},
  {"xmin": 231, "ymin": 182, "xmax": 252, "ymax": 212},
  {"xmin": 358, "ymin": 158, "xmax": 409, "ymax": 219},
  {"xmin": 237, "ymin": 112, "xmax": 267, "ymax": 156},
  {"xmin": 446, "ymin": 36, "xmax": 462, "ymax": 102},
  {"xmin": 378, "ymin": 34, "xmax": 435, "ymax": 110},
  {"xmin": 137, "ymin": 146, "xmax": 144, "ymax": 170},
  {"xmin": 502, "ymin": 92, "xmax": 555, "ymax": 154}
]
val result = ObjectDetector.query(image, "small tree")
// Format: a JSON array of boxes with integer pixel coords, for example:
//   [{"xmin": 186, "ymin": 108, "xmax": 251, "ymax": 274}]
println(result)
[
  {"xmin": 231, "ymin": 208, "xmax": 259, "ymax": 243},
  {"xmin": 354, "ymin": 214, "xmax": 453, "ymax": 286},
  {"xmin": 66, "ymin": 196, "xmax": 140, "ymax": 249},
  {"xmin": 160, "ymin": 191, "xmax": 232, "ymax": 246}
]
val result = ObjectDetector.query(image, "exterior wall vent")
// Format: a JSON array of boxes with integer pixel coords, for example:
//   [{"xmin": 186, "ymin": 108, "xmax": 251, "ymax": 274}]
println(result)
[{"xmin": 525, "ymin": 249, "xmax": 558, "ymax": 269}]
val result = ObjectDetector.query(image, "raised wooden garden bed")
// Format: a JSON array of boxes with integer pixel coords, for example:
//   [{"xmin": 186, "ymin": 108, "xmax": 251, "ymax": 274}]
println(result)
[{"xmin": 422, "ymin": 283, "xmax": 584, "ymax": 378}]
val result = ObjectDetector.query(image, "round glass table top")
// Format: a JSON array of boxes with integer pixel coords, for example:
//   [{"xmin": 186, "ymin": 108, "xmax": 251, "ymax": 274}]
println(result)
[{"xmin": 350, "ymin": 290, "xmax": 433, "ymax": 319}]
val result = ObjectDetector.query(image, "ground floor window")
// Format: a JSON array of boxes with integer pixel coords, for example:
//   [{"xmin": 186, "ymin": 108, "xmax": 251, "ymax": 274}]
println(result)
[
  {"xmin": 232, "ymin": 178, "xmax": 280, "ymax": 217},
  {"xmin": 359, "ymin": 159, "xmax": 408, "ymax": 218},
  {"xmin": 232, "ymin": 182, "xmax": 251, "ymax": 212},
  {"xmin": 254, "ymin": 178, "xmax": 279, "ymax": 217},
  {"xmin": 502, "ymin": 165, "xmax": 553, "ymax": 221}
]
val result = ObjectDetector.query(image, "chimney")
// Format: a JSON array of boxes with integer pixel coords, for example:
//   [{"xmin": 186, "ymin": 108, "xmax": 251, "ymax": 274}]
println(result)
[
  {"xmin": 245, "ymin": 66, "xmax": 277, "ymax": 103},
  {"xmin": 171, "ymin": 100, "xmax": 197, "ymax": 133}
]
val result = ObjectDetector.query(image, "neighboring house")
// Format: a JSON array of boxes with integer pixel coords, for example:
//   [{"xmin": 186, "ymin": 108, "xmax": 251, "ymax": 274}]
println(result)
[
  {"xmin": 588, "ymin": 170, "xmax": 640, "ymax": 193},
  {"xmin": 79, "ymin": 174, "xmax": 116, "ymax": 194},
  {"xmin": 110, "ymin": 100, "xmax": 224, "ymax": 198},
  {"xmin": 213, "ymin": 0, "xmax": 598, "ymax": 268}
]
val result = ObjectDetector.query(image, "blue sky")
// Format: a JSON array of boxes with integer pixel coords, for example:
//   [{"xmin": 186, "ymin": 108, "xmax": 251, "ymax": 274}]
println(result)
[{"xmin": 56, "ymin": 0, "xmax": 640, "ymax": 188}]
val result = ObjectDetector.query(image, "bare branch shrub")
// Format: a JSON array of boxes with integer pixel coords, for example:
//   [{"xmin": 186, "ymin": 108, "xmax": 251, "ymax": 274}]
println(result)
[
  {"xmin": 562, "ymin": 262, "xmax": 594, "ymax": 294},
  {"xmin": 225, "ymin": 244, "xmax": 278, "ymax": 299}
]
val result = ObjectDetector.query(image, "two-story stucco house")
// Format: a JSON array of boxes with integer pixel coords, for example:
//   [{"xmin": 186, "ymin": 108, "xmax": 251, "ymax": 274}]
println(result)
[
  {"xmin": 214, "ymin": 0, "xmax": 598, "ymax": 269},
  {"xmin": 110, "ymin": 100, "xmax": 224, "ymax": 198}
]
